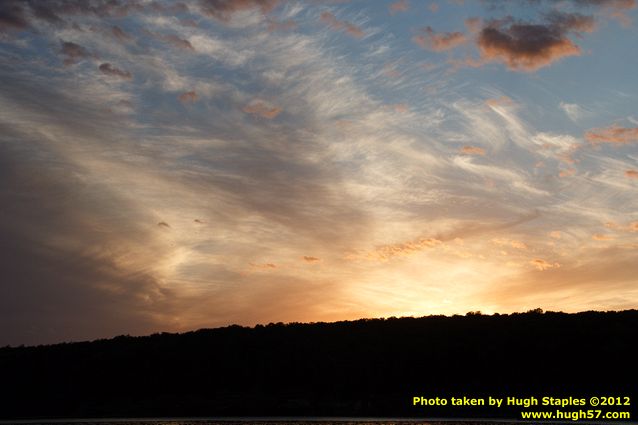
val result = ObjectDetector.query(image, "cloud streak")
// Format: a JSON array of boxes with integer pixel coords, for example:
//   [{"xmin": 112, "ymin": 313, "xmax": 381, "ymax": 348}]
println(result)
[
  {"xmin": 320, "ymin": 11, "xmax": 364, "ymax": 38},
  {"xmin": 413, "ymin": 26, "xmax": 466, "ymax": 51},
  {"xmin": 242, "ymin": 99, "xmax": 282, "ymax": 118},
  {"xmin": 585, "ymin": 125, "xmax": 638, "ymax": 144},
  {"xmin": 99, "ymin": 63, "xmax": 132, "ymax": 79},
  {"xmin": 199, "ymin": 0, "xmax": 278, "ymax": 22},
  {"xmin": 59, "ymin": 41, "xmax": 92, "ymax": 66}
]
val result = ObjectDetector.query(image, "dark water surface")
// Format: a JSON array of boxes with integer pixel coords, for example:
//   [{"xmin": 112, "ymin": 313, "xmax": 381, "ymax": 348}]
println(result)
[{"xmin": 0, "ymin": 419, "xmax": 522, "ymax": 425}]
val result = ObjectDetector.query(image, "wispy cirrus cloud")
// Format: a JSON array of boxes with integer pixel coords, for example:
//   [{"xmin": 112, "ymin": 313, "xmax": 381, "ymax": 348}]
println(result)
[
  {"xmin": 267, "ymin": 18, "xmax": 297, "ymax": 31},
  {"xmin": 0, "ymin": 0, "xmax": 142, "ymax": 33},
  {"xmin": 347, "ymin": 237, "xmax": 442, "ymax": 262},
  {"xmin": 559, "ymin": 101, "xmax": 586, "ymax": 122},
  {"xmin": 198, "ymin": 0, "xmax": 278, "ymax": 22},
  {"xmin": 320, "ymin": 11, "xmax": 364, "ymax": 38},
  {"xmin": 157, "ymin": 33, "xmax": 195, "ymax": 50},
  {"xmin": 1, "ymin": 0, "xmax": 637, "ymax": 346},
  {"xmin": 242, "ymin": 99, "xmax": 282, "ymax": 118}
]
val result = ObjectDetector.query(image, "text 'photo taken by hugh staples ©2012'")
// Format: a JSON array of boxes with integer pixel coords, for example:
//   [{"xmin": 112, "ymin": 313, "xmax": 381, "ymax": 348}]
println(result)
[{"xmin": 0, "ymin": 0, "xmax": 637, "ymax": 423}]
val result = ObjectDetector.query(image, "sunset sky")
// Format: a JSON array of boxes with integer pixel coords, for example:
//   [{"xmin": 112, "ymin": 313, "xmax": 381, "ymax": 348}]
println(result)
[{"xmin": 1, "ymin": 0, "xmax": 638, "ymax": 346}]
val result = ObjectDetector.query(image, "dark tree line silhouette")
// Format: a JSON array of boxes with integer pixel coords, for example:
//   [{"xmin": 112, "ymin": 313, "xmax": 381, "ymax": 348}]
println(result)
[{"xmin": 1, "ymin": 309, "xmax": 637, "ymax": 419}]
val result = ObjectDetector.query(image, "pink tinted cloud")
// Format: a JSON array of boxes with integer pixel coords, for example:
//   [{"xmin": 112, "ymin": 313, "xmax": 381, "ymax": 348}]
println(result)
[
  {"xmin": 413, "ymin": 26, "xmax": 466, "ymax": 51},
  {"xmin": 389, "ymin": 0, "xmax": 409, "ymax": 14},
  {"xmin": 460, "ymin": 145, "xmax": 486, "ymax": 156},
  {"xmin": 393, "ymin": 103, "xmax": 409, "ymax": 113},
  {"xmin": 625, "ymin": 170, "xmax": 638, "ymax": 178},
  {"xmin": 465, "ymin": 17, "xmax": 482, "ymax": 33},
  {"xmin": 597, "ymin": 0, "xmax": 636, "ymax": 26},
  {"xmin": 243, "ymin": 99, "xmax": 282, "ymax": 119},
  {"xmin": 530, "ymin": 258, "xmax": 560, "ymax": 271},
  {"xmin": 179, "ymin": 91, "xmax": 198, "ymax": 103},
  {"xmin": 559, "ymin": 168, "xmax": 576, "ymax": 177},
  {"xmin": 485, "ymin": 96, "xmax": 513, "ymax": 107},
  {"xmin": 585, "ymin": 125, "xmax": 638, "ymax": 144},
  {"xmin": 347, "ymin": 237, "xmax": 442, "ymax": 262},
  {"xmin": 320, "ymin": 11, "xmax": 364, "ymax": 38}
]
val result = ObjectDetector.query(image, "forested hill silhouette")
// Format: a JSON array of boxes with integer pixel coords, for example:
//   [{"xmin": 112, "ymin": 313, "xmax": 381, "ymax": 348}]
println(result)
[{"xmin": 1, "ymin": 309, "xmax": 637, "ymax": 420}]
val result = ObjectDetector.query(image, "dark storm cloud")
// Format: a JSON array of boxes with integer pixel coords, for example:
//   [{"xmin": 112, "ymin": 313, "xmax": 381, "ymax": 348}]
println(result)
[
  {"xmin": 0, "ymin": 138, "xmax": 175, "ymax": 347},
  {"xmin": 0, "ymin": 0, "xmax": 142, "ymax": 32},
  {"xmin": 475, "ymin": 12, "xmax": 595, "ymax": 71},
  {"xmin": 483, "ymin": 0, "xmax": 634, "ymax": 7},
  {"xmin": 31, "ymin": 0, "xmax": 141, "ymax": 21},
  {"xmin": 0, "ymin": 38, "xmax": 373, "ymax": 344},
  {"xmin": 559, "ymin": 0, "xmax": 635, "ymax": 7},
  {"xmin": 159, "ymin": 33, "xmax": 195, "ymax": 50},
  {"xmin": 59, "ymin": 40, "xmax": 92, "ymax": 66},
  {"xmin": 0, "ymin": 1, "xmax": 29, "ymax": 32},
  {"xmin": 111, "ymin": 25, "xmax": 132, "ymax": 43},
  {"xmin": 99, "ymin": 63, "xmax": 132, "ymax": 79},
  {"xmin": 149, "ymin": 1, "xmax": 190, "ymax": 14},
  {"xmin": 0, "ymin": 72, "xmax": 176, "ymax": 346},
  {"xmin": 0, "ymin": 0, "xmax": 194, "ymax": 34},
  {"xmin": 544, "ymin": 11, "xmax": 597, "ymax": 32}
]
